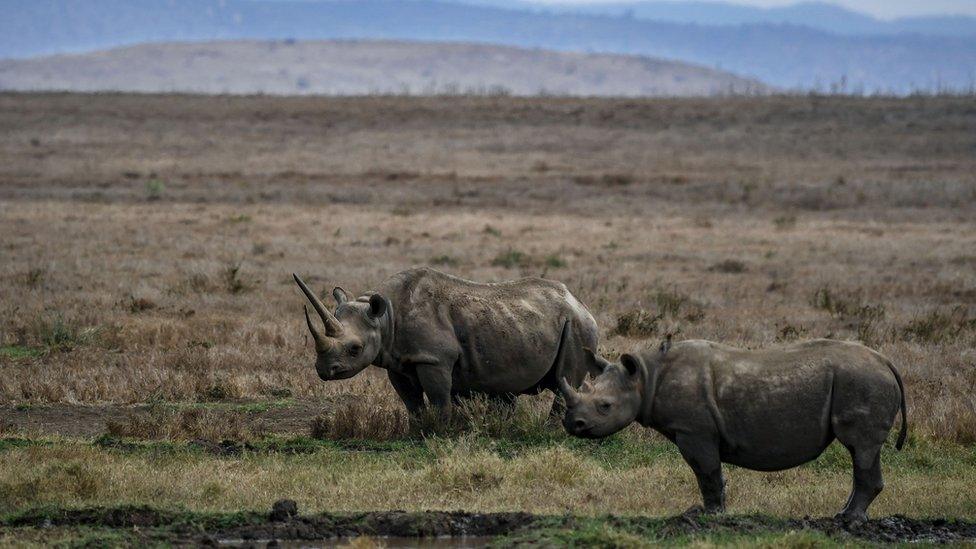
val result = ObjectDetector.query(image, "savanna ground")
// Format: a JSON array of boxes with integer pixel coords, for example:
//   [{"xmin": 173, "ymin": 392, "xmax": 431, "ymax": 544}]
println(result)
[{"xmin": 1, "ymin": 92, "xmax": 975, "ymax": 546}]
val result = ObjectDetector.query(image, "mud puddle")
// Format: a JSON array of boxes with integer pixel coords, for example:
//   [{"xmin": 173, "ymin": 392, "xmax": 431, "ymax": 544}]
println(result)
[{"xmin": 216, "ymin": 536, "xmax": 494, "ymax": 548}]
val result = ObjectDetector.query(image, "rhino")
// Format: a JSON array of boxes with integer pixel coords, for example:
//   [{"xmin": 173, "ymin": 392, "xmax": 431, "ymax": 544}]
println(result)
[
  {"xmin": 293, "ymin": 267, "xmax": 599, "ymax": 417},
  {"xmin": 559, "ymin": 337, "xmax": 908, "ymax": 521}
]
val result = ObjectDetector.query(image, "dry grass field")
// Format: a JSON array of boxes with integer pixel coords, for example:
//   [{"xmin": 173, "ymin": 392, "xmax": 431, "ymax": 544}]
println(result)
[{"xmin": 1, "ymin": 92, "xmax": 976, "ymax": 545}]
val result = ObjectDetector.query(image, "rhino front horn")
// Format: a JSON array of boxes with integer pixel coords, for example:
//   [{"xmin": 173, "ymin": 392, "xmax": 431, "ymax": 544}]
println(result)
[
  {"xmin": 559, "ymin": 377, "xmax": 581, "ymax": 407},
  {"xmin": 303, "ymin": 305, "xmax": 326, "ymax": 347},
  {"xmin": 294, "ymin": 273, "xmax": 343, "ymax": 336}
]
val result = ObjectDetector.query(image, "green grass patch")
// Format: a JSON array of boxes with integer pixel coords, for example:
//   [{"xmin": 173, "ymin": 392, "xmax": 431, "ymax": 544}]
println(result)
[{"xmin": 0, "ymin": 345, "xmax": 44, "ymax": 360}]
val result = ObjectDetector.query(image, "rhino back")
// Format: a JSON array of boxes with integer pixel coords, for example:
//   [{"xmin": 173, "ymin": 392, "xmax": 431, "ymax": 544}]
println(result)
[{"xmin": 380, "ymin": 268, "xmax": 596, "ymax": 393}]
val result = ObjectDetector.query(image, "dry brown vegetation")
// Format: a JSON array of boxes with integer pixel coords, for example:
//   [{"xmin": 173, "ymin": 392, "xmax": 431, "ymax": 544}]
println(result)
[{"xmin": 1, "ymin": 92, "xmax": 975, "ymax": 446}]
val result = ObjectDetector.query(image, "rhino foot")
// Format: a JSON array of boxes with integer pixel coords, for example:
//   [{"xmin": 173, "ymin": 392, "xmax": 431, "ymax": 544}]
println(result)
[
  {"xmin": 834, "ymin": 511, "xmax": 868, "ymax": 526},
  {"xmin": 682, "ymin": 504, "xmax": 724, "ymax": 518}
]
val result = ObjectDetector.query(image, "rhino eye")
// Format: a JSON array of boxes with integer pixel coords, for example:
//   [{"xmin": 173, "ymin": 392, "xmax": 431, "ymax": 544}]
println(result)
[
  {"xmin": 597, "ymin": 402, "xmax": 612, "ymax": 413},
  {"xmin": 348, "ymin": 344, "xmax": 363, "ymax": 357}
]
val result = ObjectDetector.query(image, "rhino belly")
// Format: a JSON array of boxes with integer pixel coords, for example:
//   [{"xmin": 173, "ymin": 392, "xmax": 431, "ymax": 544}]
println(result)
[
  {"xmin": 450, "ymin": 305, "xmax": 562, "ymax": 393},
  {"xmin": 715, "ymin": 367, "xmax": 835, "ymax": 471}
]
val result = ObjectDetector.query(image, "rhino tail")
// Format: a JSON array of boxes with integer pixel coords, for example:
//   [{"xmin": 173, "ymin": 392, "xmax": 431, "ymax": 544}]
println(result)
[{"xmin": 887, "ymin": 360, "xmax": 908, "ymax": 450}]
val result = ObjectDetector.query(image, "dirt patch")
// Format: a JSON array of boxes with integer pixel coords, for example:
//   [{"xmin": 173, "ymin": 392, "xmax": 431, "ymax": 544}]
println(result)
[{"xmin": 0, "ymin": 400, "xmax": 329, "ymax": 439}]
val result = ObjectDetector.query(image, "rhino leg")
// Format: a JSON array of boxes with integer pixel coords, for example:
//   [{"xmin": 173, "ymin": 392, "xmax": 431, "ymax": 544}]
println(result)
[
  {"xmin": 831, "ymin": 380, "xmax": 893, "ymax": 521},
  {"xmin": 836, "ymin": 444, "xmax": 884, "ymax": 522},
  {"xmin": 416, "ymin": 363, "xmax": 454, "ymax": 420},
  {"xmin": 388, "ymin": 370, "xmax": 425, "ymax": 416},
  {"xmin": 675, "ymin": 433, "xmax": 726, "ymax": 513}
]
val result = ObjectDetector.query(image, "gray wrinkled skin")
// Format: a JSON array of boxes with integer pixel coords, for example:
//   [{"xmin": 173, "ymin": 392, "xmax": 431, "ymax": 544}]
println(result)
[
  {"xmin": 561, "ymin": 338, "xmax": 908, "ymax": 521},
  {"xmin": 294, "ymin": 267, "xmax": 600, "ymax": 418}
]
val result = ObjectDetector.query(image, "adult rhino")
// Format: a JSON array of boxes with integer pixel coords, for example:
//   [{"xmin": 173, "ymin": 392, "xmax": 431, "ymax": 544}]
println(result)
[
  {"xmin": 559, "ymin": 338, "xmax": 907, "ymax": 521},
  {"xmin": 293, "ymin": 267, "xmax": 599, "ymax": 417}
]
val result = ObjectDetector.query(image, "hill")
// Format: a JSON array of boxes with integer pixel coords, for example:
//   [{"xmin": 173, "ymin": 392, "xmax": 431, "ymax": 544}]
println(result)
[
  {"xmin": 1, "ymin": 0, "xmax": 974, "ymax": 92},
  {"xmin": 0, "ymin": 40, "xmax": 766, "ymax": 96}
]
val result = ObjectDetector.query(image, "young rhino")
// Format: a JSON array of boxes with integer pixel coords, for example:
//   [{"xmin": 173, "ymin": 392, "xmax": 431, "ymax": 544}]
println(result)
[{"xmin": 560, "ymin": 338, "xmax": 907, "ymax": 521}]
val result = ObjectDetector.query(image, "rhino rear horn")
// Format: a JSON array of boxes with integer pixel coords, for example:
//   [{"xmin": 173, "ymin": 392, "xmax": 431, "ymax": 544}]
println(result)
[{"xmin": 294, "ymin": 273, "xmax": 343, "ymax": 336}]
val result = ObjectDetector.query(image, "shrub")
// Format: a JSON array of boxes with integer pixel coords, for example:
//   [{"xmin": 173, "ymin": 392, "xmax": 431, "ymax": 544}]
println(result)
[
  {"xmin": 708, "ymin": 259, "xmax": 747, "ymax": 274},
  {"xmin": 902, "ymin": 307, "xmax": 976, "ymax": 344},
  {"xmin": 145, "ymin": 179, "xmax": 165, "ymax": 201},
  {"xmin": 612, "ymin": 309, "xmax": 661, "ymax": 338},
  {"xmin": 21, "ymin": 267, "xmax": 46, "ymax": 288},
  {"xmin": 574, "ymin": 174, "xmax": 633, "ymax": 187},
  {"xmin": 773, "ymin": 215, "xmax": 797, "ymax": 230},
  {"xmin": 222, "ymin": 262, "xmax": 251, "ymax": 294},
  {"xmin": 492, "ymin": 249, "xmax": 531, "ymax": 269}
]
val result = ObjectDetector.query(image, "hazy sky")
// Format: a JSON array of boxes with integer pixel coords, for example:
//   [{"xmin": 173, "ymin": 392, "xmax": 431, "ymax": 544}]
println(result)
[{"xmin": 538, "ymin": 0, "xmax": 976, "ymax": 19}]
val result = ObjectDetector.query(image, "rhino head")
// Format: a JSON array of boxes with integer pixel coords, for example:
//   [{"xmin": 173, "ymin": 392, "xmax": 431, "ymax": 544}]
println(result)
[
  {"xmin": 559, "ymin": 349, "xmax": 646, "ymax": 439},
  {"xmin": 293, "ymin": 273, "xmax": 389, "ymax": 381}
]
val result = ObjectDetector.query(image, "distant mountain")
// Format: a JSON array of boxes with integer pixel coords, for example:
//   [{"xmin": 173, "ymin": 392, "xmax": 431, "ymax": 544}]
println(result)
[
  {"xmin": 2, "ymin": 0, "xmax": 974, "ymax": 93},
  {"xmin": 461, "ymin": 1, "xmax": 976, "ymax": 37},
  {"xmin": 0, "ymin": 40, "xmax": 768, "ymax": 96}
]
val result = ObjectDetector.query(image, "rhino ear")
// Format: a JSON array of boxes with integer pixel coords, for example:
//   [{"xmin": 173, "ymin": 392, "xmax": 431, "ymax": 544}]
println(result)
[
  {"xmin": 333, "ymin": 287, "xmax": 349, "ymax": 305},
  {"xmin": 368, "ymin": 294, "xmax": 388, "ymax": 319},
  {"xmin": 620, "ymin": 353, "xmax": 643, "ymax": 377}
]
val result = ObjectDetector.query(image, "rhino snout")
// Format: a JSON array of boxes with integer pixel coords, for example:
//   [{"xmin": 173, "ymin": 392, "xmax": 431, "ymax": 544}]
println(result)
[
  {"xmin": 562, "ymin": 413, "xmax": 595, "ymax": 437},
  {"xmin": 314, "ymin": 358, "xmax": 343, "ymax": 380}
]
